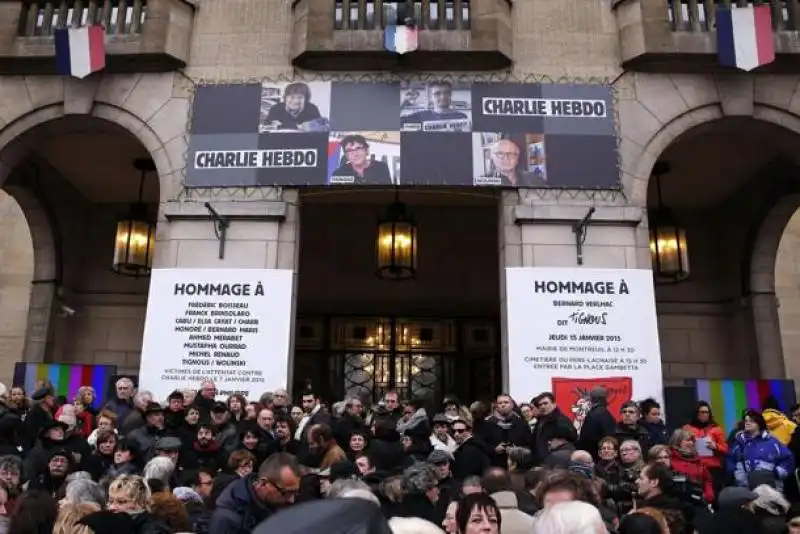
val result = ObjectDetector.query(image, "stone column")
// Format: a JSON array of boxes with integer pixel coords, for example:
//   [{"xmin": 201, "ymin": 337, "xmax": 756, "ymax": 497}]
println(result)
[
  {"xmin": 21, "ymin": 281, "xmax": 57, "ymax": 363},
  {"xmin": 751, "ymin": 292, "xmax": 786, "ymax": 379},
  {"xmin": 497, "ymin": 191, "xmax": 646, "ymax": 392}
]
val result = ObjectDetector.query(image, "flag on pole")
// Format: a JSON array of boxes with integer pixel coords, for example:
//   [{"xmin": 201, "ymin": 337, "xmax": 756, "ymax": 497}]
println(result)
[
  {"xmin": 384, "ymin": 24, "xmax": 419, "ymax": 55},
  {"xmin": 54, "ymin": 25, "xmax": 106, "ymax": 79},
  {"xmin": 716, "ymin": 4, "xmax": 774, "ymax": 71}
]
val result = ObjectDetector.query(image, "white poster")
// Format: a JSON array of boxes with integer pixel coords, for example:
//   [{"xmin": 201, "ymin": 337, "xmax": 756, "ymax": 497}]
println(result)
[
  {"xmin": 139, "ymin": 268, "xmax": 294, "ymax": 402},
  {"xmin": 506, "ymin": 267, "xmax": 663, "ymax": 409}
]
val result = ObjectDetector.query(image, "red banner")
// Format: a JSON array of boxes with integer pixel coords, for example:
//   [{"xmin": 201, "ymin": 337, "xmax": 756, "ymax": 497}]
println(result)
[{"xmin": 551, "ymin": 376, "xmax": 632, "ymax": 433}]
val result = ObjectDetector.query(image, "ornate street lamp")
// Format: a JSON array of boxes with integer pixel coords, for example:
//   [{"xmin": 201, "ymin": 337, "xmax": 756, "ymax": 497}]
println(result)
[
  {"xmin": 649, "ymin": 161, "xmax": 690, "ymax": 282},
  {"xmin": 113, "ymin": 158, "xmax": 156, "ymax": 277},
  {"xmin": 376, "ymin": 192, "xmax": 417, "ymax": 280}
]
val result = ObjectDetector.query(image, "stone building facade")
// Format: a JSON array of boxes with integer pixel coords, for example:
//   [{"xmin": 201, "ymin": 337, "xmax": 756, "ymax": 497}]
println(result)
[{"xmin": 0, "ymin": 0, "xmax": 798, "ymax": 397}]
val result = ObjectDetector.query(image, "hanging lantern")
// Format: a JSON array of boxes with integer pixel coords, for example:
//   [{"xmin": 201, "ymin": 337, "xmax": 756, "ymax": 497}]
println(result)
[
  {"xmin": 648, "ymin": 161, "xmax": 690, "ymax": 282},
  {"xmin": 376, "ymin": 198, "xmax": 418, "ymax": 280},
  {"xmin": 113, "ymin": 158, "xmax": 156, "ymax": 277}
]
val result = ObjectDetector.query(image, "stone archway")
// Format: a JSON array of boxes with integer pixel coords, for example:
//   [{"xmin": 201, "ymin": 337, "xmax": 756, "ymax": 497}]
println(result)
[
  {"xmin": 0, "ymin": 74, "xmax": 188, "ymax": 368},
  {"xmin": 1, "ymin": 180, "xmax": 57, "ymax": 366},
  {"xmin": 752, "ymin": 193, "xmax": 800, "ymax": 380}
]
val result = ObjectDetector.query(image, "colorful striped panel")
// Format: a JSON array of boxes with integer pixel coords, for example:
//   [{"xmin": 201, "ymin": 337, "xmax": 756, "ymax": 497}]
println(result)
[
  {"xmin": 12, "ymin": 363, "xmax": 117, "ymax": 407},
  {"xmin": 692, "ymin": 379, "xmax": 797, "ymax": 435}
]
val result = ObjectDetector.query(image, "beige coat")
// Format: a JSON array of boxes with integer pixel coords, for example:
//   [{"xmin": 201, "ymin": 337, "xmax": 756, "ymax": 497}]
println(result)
[{"xmin": 490, "ymin": 491, "xmax": 535, "ymax": 534}]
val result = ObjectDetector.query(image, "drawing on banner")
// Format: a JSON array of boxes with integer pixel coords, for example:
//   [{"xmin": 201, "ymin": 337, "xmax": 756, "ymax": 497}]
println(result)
[
  {"xmin": 259, "ymin": 81, "xmax": 332, "ymax": 133},
  {"xmin": 505, "ymin": 267, "xmax": 663, "ymax": 407},
  {"xmin": 327, "ymin": 131, "xmax": 400, "ymax": 185},
  {"xmin": 139, "ymin": 269, "xmax": 293, "ymax": 401},
  {"xmin": 552, "ymin": 376, "xmax": 633, "ymax": 434},
  {"xmin": 472, "ymin": 133, "xmax": 546, "ymax": 187},
  {"xmin": 400, "ymin": 81, "xmax": 472, "ymax": 132}
]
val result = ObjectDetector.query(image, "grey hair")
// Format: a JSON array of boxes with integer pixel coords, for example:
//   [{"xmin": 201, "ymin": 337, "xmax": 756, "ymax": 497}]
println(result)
[
  {"xmin": 115, "ymin": 377, "xmax": 134, "ymax": 388},
  {"xmin": 332, "ymin": 401, "xmax": 347, "ymax": 417},
  {"xmin": 462, "ymin": 475, "xmax": 482, "ymax": 488},
  {"xmin": 133, "ymin": 390, "xmax": 153, "ymax": 408},
  {"xmin": 506, "ymin": 446, "xmax": 532, "ymax": 466},
  {"xmin": 0, "ymin": 455, "xmax": 21, "ymax": 474},
  {"xmin": 388, "ymin": 517, "xmax": 445, "ymax": 534},
  {"xmin": 143, "ymin": 456, "xmax": 175, "ymax": 483},
  {"xmin": 65, "ymin": 471, "xmax": 93, "ymax": 483},
  {"xmin": 64, "ymin": 478, "xmax": 106, "ymax": 507},
  {"xmin": 534, "ymin": 500, "xmax": 605, "ymax": 533},
  {"xmin": 327, "ymin": 479, "xmax": 379, "ymax": 505}
]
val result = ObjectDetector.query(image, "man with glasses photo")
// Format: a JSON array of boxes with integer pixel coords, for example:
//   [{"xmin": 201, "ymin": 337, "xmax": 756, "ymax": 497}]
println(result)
[
  {"xmin": 474, "ymin": 137, "xmax": 547, "ymax": 187},
  {"xmin": 329, "ymin": 134, "xmax": 393, "ymax": 185},
  {"xmin": 210, "ymin": 452, "xmax": 302, "ymax": 534}
]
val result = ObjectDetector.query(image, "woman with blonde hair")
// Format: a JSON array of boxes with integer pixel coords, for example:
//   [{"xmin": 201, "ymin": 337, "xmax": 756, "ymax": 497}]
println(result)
[
  {"xmin": 53, "ymin": 502, "xmax": 101, "ymax": 534},
  {"xmin": 106, "ymin": 475, "xmax": 171, "ymax": 533}
]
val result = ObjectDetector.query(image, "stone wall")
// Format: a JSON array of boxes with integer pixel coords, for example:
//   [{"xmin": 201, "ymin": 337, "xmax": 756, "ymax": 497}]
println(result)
[
  {"xmin": 0, "ymin": 191, "xmax": 32, "ymax": 387},
  {"xmin": 777, "ymin": 210, "xmax": 800, "ymax": 384}
]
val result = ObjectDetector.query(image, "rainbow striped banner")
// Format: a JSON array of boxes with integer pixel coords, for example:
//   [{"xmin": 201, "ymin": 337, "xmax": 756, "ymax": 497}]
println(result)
[
  {"xmin": 689, "ymin": 379, "xmax": 797, "ymax": 436},
  {"xmin": 12, "ymin": 363, "xmax": 117, "ymax": 407}
]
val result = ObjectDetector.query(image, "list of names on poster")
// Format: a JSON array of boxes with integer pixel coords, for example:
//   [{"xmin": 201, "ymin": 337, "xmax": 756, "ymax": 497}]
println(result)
[{"xmin": 165, "ymin": 297, "xmax": 265, "ymax": 395}]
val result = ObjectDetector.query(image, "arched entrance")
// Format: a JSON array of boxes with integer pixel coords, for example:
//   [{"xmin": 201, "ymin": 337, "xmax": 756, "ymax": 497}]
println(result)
[
  {"xmin": 643, "ymin": 115, "xmax": 800, "ymax": 383},
  {"xmin": 0, "ymin": 113, "xmax": 164, "ymax": 381}
]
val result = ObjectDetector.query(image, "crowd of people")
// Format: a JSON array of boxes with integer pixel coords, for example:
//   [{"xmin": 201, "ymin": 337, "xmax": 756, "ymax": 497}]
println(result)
[{"xmin": 0, "ymin": 378, "xmax": 800, "ymax": 533}]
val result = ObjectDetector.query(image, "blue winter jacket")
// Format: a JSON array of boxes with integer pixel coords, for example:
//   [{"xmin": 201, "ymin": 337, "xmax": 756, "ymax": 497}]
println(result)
[{"xmin": 726, "ymin": 430, "xmax": 795, "ymax": 490}]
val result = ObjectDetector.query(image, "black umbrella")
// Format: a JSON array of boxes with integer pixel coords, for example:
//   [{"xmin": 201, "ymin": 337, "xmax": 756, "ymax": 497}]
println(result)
[{"xmin": 253, "ymin": 498, "xmax": 392, "ymax": 534}]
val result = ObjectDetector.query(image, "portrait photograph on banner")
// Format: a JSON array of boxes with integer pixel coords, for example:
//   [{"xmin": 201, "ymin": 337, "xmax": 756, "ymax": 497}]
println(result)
[
  {"xmin": 184, "ymin": 79, "xmax": 620, "ymax": 189},
  {"xmin": 400, "ymin": 81, "xmax": 472, "ymax": 132},
  {"xmin": 327, "ymin": 131, "xmax": 400, "ymax": 185},
  {"xmin": 259, "ymin": 81, "xmax": 332, "ymax": 133},
  {"xmin": 472, "ymin": 133, "xmax": 547, "ymax": 187}
]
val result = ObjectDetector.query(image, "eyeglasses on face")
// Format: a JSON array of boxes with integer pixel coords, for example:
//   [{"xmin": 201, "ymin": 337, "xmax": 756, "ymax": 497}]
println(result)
[
  {"xmin": 262, "ymin": 477, "xmax": 299, "ymax": 497},
  {"xmin": 452, "ymin": 428, "xmax": 468, "ymax": 434}
]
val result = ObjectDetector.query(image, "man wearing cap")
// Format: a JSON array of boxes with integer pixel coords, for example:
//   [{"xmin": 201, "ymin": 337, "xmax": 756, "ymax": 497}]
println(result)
[
  {"xmin": 428, "ymin": 449, "xmax": 459, "ymax": 512},
  {"xmin": 22, "ymin": 386, "xmax": 55, "ymax": 452},
  {"xmin": 693, "ymin": 486, "xmax": 761, "ymax": 532},
  {"xmin": 210, "ymin": 401, "xmax": 239, "ymax": 452},
  {"xmin": 27, "ymin": 447, "xmax": 71, "ymax": 496},
  {"xmin": 542, "ymin": 424, "xmax": 578, "ymax": 469},
  {"xmin": 22, "ymin": 419, "xmax": 68, "ymax": 481},
  {"xmin": 127, "ymin": 402, "xmax": 166, "ymax": 465},
  {"xmin": 429, "ymin": 414, "xmax": 456, "ymax": 455},
  {"xmin": 576, "ymin": 386, "xmax": 617, "ymax": 461}
]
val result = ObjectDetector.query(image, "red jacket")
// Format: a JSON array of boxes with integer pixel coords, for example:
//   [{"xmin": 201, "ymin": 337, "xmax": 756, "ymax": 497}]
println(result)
[
  {"xmin": 683, "ymin": 423, "xmax": 728, "ymax": 470},
  {"xmin": 670, "ymin": 449, "xmax": 714, "ymax": 504}
]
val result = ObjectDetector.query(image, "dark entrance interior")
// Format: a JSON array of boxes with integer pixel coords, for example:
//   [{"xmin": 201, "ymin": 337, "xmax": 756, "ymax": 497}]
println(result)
[{"xmin": 293, "ymin": 189, "xmax": 501, "ymax": 405}]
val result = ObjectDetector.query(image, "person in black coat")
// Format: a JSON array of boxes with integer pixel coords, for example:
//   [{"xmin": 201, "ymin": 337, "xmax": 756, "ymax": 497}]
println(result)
[
  {"xmin": 531, "ymin": 392, "xmax": 576, "ymax": 465},
  {"xmin": 450, "ymin": 419, "xmax": 492, "ymax": 482},
  {"xmin": 613, "ymin": 401, "xmax": 652, "ymax": 455},
  {"xmin": 482, "ymin": 394, "xmax": 532, "ymax": 467},
  {"xmin": 23, "ymin": 387, "xmax": 55, "ymax": 453},
  {"xmin": 368, "ymin": 417, "xmax": 406, "ymax": 474},
  {"xmin": 181, "ymin": 424, "xmax": 227, "ymax": 473},
  {"xmin": 577, "ymin": 387, "xmax": 618, "ymax": 460}
]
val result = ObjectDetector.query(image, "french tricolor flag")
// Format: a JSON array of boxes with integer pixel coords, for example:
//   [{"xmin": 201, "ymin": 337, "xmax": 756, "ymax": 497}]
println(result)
[
  {"xmin": 384, "ymin": 24, "xmax": 419, "ymax": 55},
  {"xmin": 54, "ymin": 25, "xmax": 106, "ymax": 79},
  {"xmin": 716, "ymin": 4, "xmax": 774, "ymax": 72}
]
